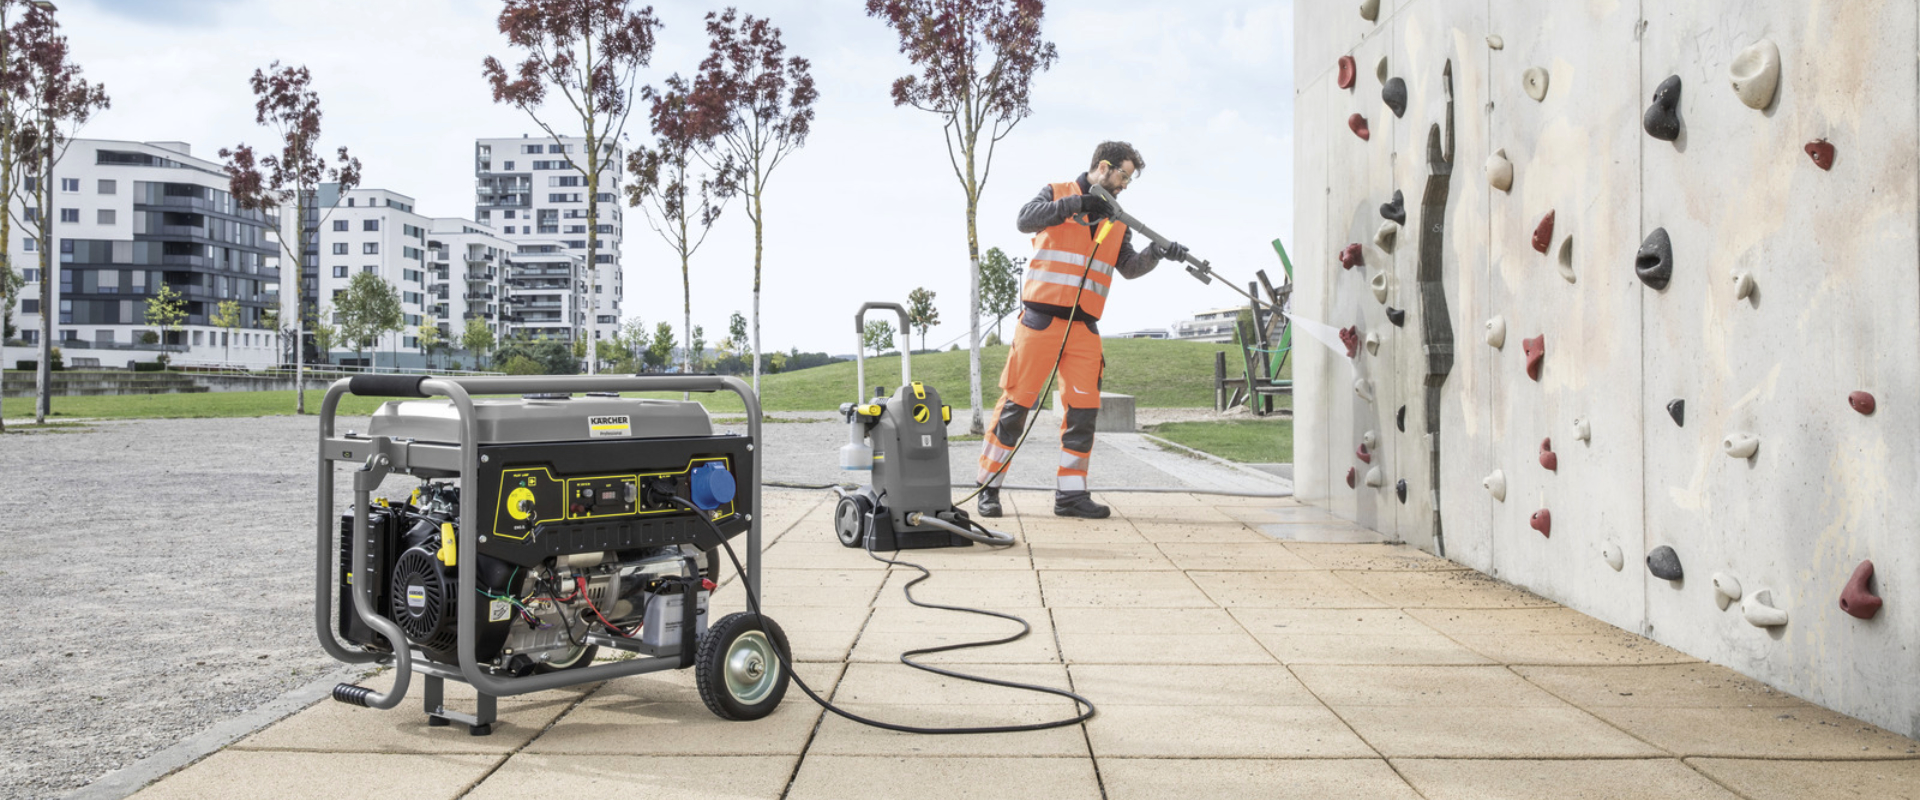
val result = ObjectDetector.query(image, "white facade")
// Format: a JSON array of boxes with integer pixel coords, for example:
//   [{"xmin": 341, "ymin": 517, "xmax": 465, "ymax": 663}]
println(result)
[
  {"xmin": 473, "ymin": 134, "xmax": 623, "ymax": 343},
  {"xmin": 425, "ymin": 218, "xmax": 514, "ymax": 368},
  {"xmin": 2, "ymin": 139, "xmax": 281, "ymax": 369},
  {"xmin": 503, "ymin": 242, "xmax": 586, "ymax": 341},
  {"xmin": 1171, "ymin": 306, "xmax": 1246, "ymax": 343},
  {"xmin": 285, "ymin": 186, "xmax": 437, "ymax": 369}
]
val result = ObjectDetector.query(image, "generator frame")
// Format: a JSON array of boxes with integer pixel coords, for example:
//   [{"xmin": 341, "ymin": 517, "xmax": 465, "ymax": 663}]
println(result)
[{"xmin": 314, "ymin": 374, "xmax": 765, "ymax": 733}]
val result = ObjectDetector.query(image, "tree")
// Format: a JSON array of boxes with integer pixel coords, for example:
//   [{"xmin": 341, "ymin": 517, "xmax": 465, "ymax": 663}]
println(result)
[
  {"xmin": 614, "ymin": 315, "xmax": 650, "ymax": 370},
  {"xmin": 630, "ymin": 72, "xmax": 733, "ymax": 376},
  {"xmin": 308, "ymin": 306, "xmax": 337, "ymax": 365},
  {"xmin": 863, "ymin": 319, "xmax": 896, "ymax": 357},
  {"xmin": 979, "ymin": 245, "xmax": 1024, "ymax": 340},
  {"xmin": 210, "ymin": 299, "xmax": 243, "ymax": 365},
  {"xmin": 461, "ymin": 316, "xmax": 495, "ymax": 368},
  {"xmin": 644, "ymin": 320, "xmax": 676, "ymax": 372},
  {"xmin": 867, "ymin": 0, "xmax": 1056, "ymax": 433},
  {"xmin": 12, "ymin": 2, "xmax": 109, "ymax": 424},
  {"xmin": 335, "ymin": 271, "xmax": 403, "ymax": 368},
  {"xmin": 721, "ymin": 310, "xmax": 747, "ymax": 357},
  {"xmin": 687, "ymin": 324, "xmax": 707, "ymax": 371},
  {"xmin": 0, "ymin": 257, "xmax": 18, "ymax": 341},
  {"xmin": 0, "ymin": 0, "xmax": 36, "ymax": 433},
  {"xmin": 694, "ymin": 8, "xmax": 817, "ymax": 393},
  {"xmin": 906, "ymin": 286, "xmax": 940, "ymax": 350},
  {"xmin": 145, "ymin": 283, "xmax": 186, "ymax": 353},
  {"xmin": 494, "ymin": 335, "xmax": 576, "ymax": 374},
  {"xmin": 221, "ymin": 61, "xmax": 361, "ymax": 411},
  {"xmin": 417, "ymin": 322, "xmax": 444, "ymax": 370},
  {"xmin": 484, "ymin": 0, "xmax": 662, "ymax": 374}
]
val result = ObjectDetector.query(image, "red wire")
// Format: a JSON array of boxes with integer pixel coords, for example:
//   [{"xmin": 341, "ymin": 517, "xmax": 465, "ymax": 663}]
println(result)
[{"xmin": 577, "ymin": 576, "xmax": 632, "ymax": 638}]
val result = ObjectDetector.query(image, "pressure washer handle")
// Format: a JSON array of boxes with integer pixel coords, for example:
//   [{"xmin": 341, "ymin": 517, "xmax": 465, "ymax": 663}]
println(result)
[{"xmin": 854, "ymin": 302, "xmax": 913, "ymax": 402}]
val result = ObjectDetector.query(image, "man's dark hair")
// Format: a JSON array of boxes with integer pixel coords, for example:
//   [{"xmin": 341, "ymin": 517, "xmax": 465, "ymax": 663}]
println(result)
[{"xmin": 1090, "ymin": 141, "xmax": 1144, "ymax": 174}]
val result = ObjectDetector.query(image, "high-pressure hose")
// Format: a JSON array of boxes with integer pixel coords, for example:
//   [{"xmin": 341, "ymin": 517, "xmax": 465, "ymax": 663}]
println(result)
[{"xmin": 907, "ymin": 511, "xmax": 1015, "ymax": 546}]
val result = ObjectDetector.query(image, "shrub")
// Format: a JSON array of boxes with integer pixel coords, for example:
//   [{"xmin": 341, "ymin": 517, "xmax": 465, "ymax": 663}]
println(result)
[
  {"xmin": 501, "ymin": 355, "xmax": 543, "ymax": 375},
  {"xmin": 137, "ymin": 331, "xmax": 159, "ymax": 345},
  {"xmin": 15, "ymin": 360, "xmax": 34, "ymax": 371},
  {"xmin": 133, "ymin": 361, "xmax": 165, "ymax": 372},
  {"xmin": 48, "ymin": 347, "xmax": 63, "ymax": 371}
]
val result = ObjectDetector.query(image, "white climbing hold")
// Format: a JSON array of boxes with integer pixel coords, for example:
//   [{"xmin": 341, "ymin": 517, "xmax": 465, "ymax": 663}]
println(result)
[
  {"xmin": 1722, "ymin": 432, "xmax": 1760, "ymax": 460},
  {"xmin": 1486, "ymin": 148, "xmax": 1513, "ymax": 192},
  {"xmin": 1364, "ymin": 331, "xmax": 1381, "ymax": 356},
  {"xmin": 1731, "ymin": 270, "xmax": 1756, "ymax": 301},
  {"xmin": 1375, "ymin": 221, "xmax": 1398, "ymax": 254},
  {"xmin": 1483, "ymin": 469, "xmax": 1507, "ymax": 502},
  {"xmin": 1729, "ymin": 39, "xmax": 1781, "ymax": 111},
  {"xmin": 1742, "ymin": 588, "xmax": 1789, "ymax": 628},
  {"xmin": 1375, "ymin": 56, "xmax": 1388, "ymax": 84},
  {"xmin": 1556, "ymin": 237, "xmax": 1576, "ymax": 284},
  {"xmin": 1600, "ymin": 541, "xmax": 1624, "ymax": 571},
  {"xmin": 1359, "ymin": 0, "xmax": 1379, "ymax": 22},
  {"xmin": 1354, "ymin": 378, "xmax": 1374, "ymax": 402},
  {"xmin": 1572, "ymin": 417, "xmax": 1591, "ymax": 443},
  {"xmin": 1711, "ymin": 572, "xmax": 1744, "ymax": 611},
  {"xmin": 1362, "ymin": 430, "xmax": 1378, "ymax": 450},
  {"xmin": 1364, "ymin": 466, "xmax": 1384, "ymax": 488},
  {"xmin": 1487, "ymin": 34, "xmax": 1504, "ymax": 50},
  {"xmin": 1370, "ymin": 271, "xmax": 1390, "ymax": 303},
  {"xmin": 1523, "ymin": 67, "xmax": 1549, "ymax": 101},
  {"xmin": 1485, "ymin": 315, "xmax": 1507, "ymax": 349}
]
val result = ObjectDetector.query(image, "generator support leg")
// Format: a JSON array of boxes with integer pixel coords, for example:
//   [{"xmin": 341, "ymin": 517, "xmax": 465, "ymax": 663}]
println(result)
[
  {"xmin": 422, "ymin": 675, "xmax": 497, "ymax": 736},
  {"xmin": 424, "ymin": 676, "xmax": 449, "ymax": 727},
  {"xmin": 471, "ymin": 693, "xmax": 497, "ymax": 737}
]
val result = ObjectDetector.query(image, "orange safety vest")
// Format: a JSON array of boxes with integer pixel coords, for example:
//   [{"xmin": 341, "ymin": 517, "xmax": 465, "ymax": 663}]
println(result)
[{"xmin": 1021, "ymin": 180, "xmax": 1129, "ymax": 320}]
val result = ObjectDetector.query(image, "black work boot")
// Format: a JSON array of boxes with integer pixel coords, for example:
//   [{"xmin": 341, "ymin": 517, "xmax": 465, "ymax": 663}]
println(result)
[
  {"xmin": 976, "ymin": 487, "xmax": 1002, "ymax": 518},
  {"xmin": 1053, "ymin": 492, "xmax": 1111, "ymax": 519}
]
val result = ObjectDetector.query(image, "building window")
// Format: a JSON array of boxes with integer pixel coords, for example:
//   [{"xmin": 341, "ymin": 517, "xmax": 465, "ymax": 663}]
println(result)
[
  {"xmin": 332, "ymin": 220, "xmax": 348, "ymax": 231},
  {"xmin": 362, "ymin": 265, "xmax": 376, "ymax": 274},
  {"xmin": 97, "ymin": 179, "xmax": 116, "ymax": 194},
  {"xmin": 363, "ymin": 219, "xmax": 380, "ymax": 231},
  {"xmin": 548, "ymin": 143, "xmax": 566, "ymax": 154},
  {"xmin": 548, "ymin": 193, "xmax": 580, "ymax": 203},
  {"xmin": 58, "ymin": 208, "xmax": 78, "ymax": 223},
  {"xmin": 503, "ymin": 226, "xmax": 515, "ymax": 234},
  {"xmin": 332, "ymin": 243, "xmax": 348, "ymax": 255},
  {"xmin": 502, "ymin": 160, "xmax": 514, "ymax": 170},
  {"xmin": 22, "ymin": 238, "xmax": 34, "ymax": 252},
  {"xmin": 549, "ymin": 175, "xmax": 581, "ymax": 187},
  {"xmin": 96, "ymin": 329, "xmax": 114, "ymax": 344},
  {"xmin": 502, "ymin": 210, "xmax": 515, "ymax": 219},
  {"xmin": 192, "ymin": 330, "xmax": 203, "ymax": 345},
  {"xmin": 363, "ymin": 242, "xmax": 379, "ymax": 254},
  {"xmin": 59, "ymin": 178, "xmax": 78, "ymax": 192},
  {"xmin": 333, "ymin": 265, "xmax": 347, "ymax": 278},
  {"xmin": 22, "ymin": 268, "xmax": 35, "ymax": 282},
  {"xmin": 96, "ymin": 209, "xmax": 115, "ymax": 225},
  {"xmin": 20, "ymin": 298, "xmax": 36, "ymax": 313},
  {"xmin": 346, "ymin": 198, "xmax": 355, "ymax": 207},
  {"xmin": 523, "ymin": 144, "xmax": 542, "ymax": 154}
]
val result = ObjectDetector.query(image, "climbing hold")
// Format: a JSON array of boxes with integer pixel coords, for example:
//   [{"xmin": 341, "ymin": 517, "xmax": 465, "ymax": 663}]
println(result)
[
  {"xmin": 1395, "ymin": 405, "xmax": 1407, "ymax": 432},
  {"xmin": 1340, "ymin": 243, "xmax": 1364, "ymax": 270},
  {"xmin": 1840, "ymin": 560, "xmax": 1882, "ymax": 620},
  {"xmin": 1728, "ymin": 39, "xmax": 1780, "ymax": 111},
  {"xmin": 1357, "ymin": 443, "xmax": 1372, "ymax": 463},
  {"xmin": 1349, "ymin": 113, "xmax": 1370, "ymax": 140},
  {"xmin": 1805, "ymin": 139, "xmax": 1835, "ymax": 170},
  {"xmin": 1370, "ymin": 271, "xmax": 1390, "ymax": 304},
  {"xmin": 1359, "ymin": 0, "xmax": 1379, "ymax": 23},
  {"xmin": 1362, "ymin": 430, "xmax": 1378, "ymax": 450},
  {"xmin": 1531, "ymin": 211, "xmax": 1554, "ymax": 254},
  {"xmin": 1522, "ymin": 67, "xmax": 1549, "ymax": 101},
  {"xmin": 1386, "ymin": 307, "xmax": 1406, "ymax": 327},
  {"xmin": 1666, "ymin": 399, "xmax": 1685, "ymax": 427},
  {"xmin": 1556, "ymin": 237, "xmax": 1576, "ymax": 284},
  {"xmin": 1647, "ymin": 545, "xmax": 1683, "ymax": 581},
  {"xmin": 1742, "ymin": 588, "xmax": 1788, "ymax": 628},
  {"xmin": 1483, "ymin": 469, "xmax": 1507, "ymax": 502},
  {"xmin": 1487, "ymin": 34, "xmax": 1504, "ymax": 51},
  {"xmin": 1364, "ymin": 331, "xmax": 1381, "ymax": 356},
  {"xmin": 1339, "ymin": 326, "xmax": 1360, "ymax": 358},
  {"xmin": 1643, "ymin": 75, "xmax": 1682, "ymax": 141},
  {"xmin": 1538, "ymin": 438, "xmax": 1557, "ymax": 472},
  {"xmin": 1731, "ymin": 270, "xmax": 1755, "ymax": 301},
  {"xmin": 1375, "ymin": 221, "xmax": 1398, "ymax": 254},
  {"xmin": 1395, "ymin": 479, "xmax": 1408, "ymax": 503},
  {"xmin": 1364, "ymin": 467, "xmax": 1384, "ymax": 488},
  {"xmin": 1354, "ymin": 378, "xmax": 1374, "ymax": 402},
  {"xmin": 1529, "ymin": 509, "xmax": 1551, "ymax": 537},
  {"xmin": 1382, "ymin": 78, "xmax": 1407, "ymax": 118},
  {"xmin": 1485, "ymin": 315, "xmax": 1507, "ymax": 349},
  {"xmin": 1375, "ymin": 56, "xmax": 1388, "ymax": 84},
  {"xmin": 1486, "ymin": 148, "xmax": 1513, "ymax": 192},
  {"xmin": 1636, "ymin": 227, "xmax": 1672, "ymax": 290},
  {"xmin": 1523, "ymin": 335, "xmax": 1545, "ymax": 381},
  {"xmin": 1337, "ymin": 56, "xmax": 1356, "ymax": 89},
  {"xmin": 1722, "ymin": 432, "xmax": 1759, "ymax": 460},
  {"xmin": 1849, "ymin": 391, "xmax": 1876, "ymax": 415},
  {"xmin": 1347, "ymin": 467, "xmax": 1356, "ymax": 488},
  {"xmin": 1601, "ymin": 542, "xmax": 1625, "ymax": 571},
  {"xmin": 1711, "ymin": 572, "xmax": 1744, "ymax": 611},
  {"xmin": 1380, "ymin": 190, "xmax": 1406, "ymax": 224},
  {"xmin": 1572, "ymin": 417, "xmax": 1591, "ymax": 443}
]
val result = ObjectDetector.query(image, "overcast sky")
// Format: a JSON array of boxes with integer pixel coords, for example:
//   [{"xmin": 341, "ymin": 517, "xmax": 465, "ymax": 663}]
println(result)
[{"xmin": 65, "ymin": 0, "xmax": 1293, "ymax": 354}]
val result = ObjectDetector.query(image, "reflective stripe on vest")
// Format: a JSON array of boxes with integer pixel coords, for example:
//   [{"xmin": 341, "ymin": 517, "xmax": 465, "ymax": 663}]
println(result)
[
  {"xmin": 1022, "ymin": 179, "xmax": 1126, "ymax": 318},
  {"xmin": 1028, "ymin": 270, "xmax": 1111, "ymax": 297}
]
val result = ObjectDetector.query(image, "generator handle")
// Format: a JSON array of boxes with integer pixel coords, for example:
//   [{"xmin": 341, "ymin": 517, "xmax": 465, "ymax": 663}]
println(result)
[{"xmin": 853, "ymin": 302, "xmax": 912, "ymax": 402}]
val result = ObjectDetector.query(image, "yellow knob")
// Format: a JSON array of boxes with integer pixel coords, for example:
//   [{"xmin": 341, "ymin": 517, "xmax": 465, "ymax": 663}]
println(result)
[{"xmin": 507, "ymin": 486, "xmax": 536, "ymax": 520}]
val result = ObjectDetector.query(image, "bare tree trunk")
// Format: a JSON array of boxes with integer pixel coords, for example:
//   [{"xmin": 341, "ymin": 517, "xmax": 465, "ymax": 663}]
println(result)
[
  {"xmin": 0, "ymin": 119, "xmax": 11, "ymax": 434},
  {"xmin": 964, "ymin": 193, "xmax": 983, "ymax": 435},
  {"xmin": 750, "ymin": 190, "xmax": 763, "ymax": 395},
  {"xmin": 34, "ymin": 160, "xmax": 51, "ymax": 423}
]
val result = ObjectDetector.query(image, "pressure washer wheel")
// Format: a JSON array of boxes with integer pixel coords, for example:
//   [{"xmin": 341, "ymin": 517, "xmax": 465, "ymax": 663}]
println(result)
[
  {"xmin": 833, "ymin": 494, "xmax": 871, "ymax": 549},
  {"xmin": 696, "ymin": 612, "xmax": 791, "ymax": 720}
]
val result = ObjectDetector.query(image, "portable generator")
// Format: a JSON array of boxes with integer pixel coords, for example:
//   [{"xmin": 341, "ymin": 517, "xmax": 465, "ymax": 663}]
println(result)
[{"xmin": 316, "ymin": 374, "xmax": 787, "ymax": 734}]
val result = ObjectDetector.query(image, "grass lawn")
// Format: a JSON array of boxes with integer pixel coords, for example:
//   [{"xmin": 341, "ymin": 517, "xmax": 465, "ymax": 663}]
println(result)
[
  {"xmin": 9, "ymin": 391, "xmax": 394, "ymax": 420},
  {"xmin": 1146, "ymin": 418, "xmax": 1293, "ymax": 463}
]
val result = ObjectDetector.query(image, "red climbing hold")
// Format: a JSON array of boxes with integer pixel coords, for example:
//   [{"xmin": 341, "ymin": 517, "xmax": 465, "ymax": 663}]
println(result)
[
  {"xmin": 1523, "ymin": 335, "xmax": 1545, "ymax": 381},
  {"xmin": 1337, "ymin": 55, "xmax": 1356, "ymax": 89},
  {"xmin": 1840, "ymin": 560, "xmax": 1882, "ymax": 620},
  {"xmin": 1530, "ymin": 509, "xmax": 1551, "ymax": 537},
  {"xmin": 1849, "ymin": 391, "xmax": 1876, "ymax": 415},
  {"xmin": 1339, "ymin": 326, "xmax": 1360, "ymax": 358},
  {"xmin": 1346, "ymin": 467, "xmax": 1357, "ymax": 488},
  {"xmin": 1532, "ymin": 211, "xmax": 1554, "ymax": 254},
  {"xmin": 1339, "ymin": 243, "xmax": 1364, "ymax": 270},
  {"xmin": 1349, "ymin": 113, "xmax": 1371, "ymax": 140},
  {"xmin": 1539, "ymin": 438, "xmax": 1557, "ymax": 472},
  {"xmin": 1357, "ymin": 443, "xmax": 1371, "ymax": 463},
  {"xmin": 1805, "ymin": 139, "xmax": 1835, "ymax": 171}
]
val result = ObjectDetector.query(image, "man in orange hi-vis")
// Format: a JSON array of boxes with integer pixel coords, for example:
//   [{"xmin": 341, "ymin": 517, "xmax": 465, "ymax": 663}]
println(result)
[{"xmin": 975, "ymin": 142, "xmax": 1188, "ymax": 519}]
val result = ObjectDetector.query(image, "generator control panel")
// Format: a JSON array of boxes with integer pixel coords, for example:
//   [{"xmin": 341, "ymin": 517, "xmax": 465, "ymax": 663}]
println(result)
[{"xmin": 491, "ymin": 456, "xmax": 736, "ymax": 538}]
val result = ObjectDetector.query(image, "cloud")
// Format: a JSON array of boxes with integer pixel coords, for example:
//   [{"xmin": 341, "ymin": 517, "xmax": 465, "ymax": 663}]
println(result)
[{"xmin": 79, "ymin": 0, "xmax": 243, "ymax": 27}]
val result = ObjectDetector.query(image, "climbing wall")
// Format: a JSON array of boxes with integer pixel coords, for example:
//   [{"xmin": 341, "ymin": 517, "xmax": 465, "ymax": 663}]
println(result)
[{"xmin": 1293, "ymin": 0, "xmax": 1919, "ymax": 738}]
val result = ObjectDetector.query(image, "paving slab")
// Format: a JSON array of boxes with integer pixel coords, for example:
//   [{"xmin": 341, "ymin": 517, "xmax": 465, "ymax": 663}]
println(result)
[
  {"xmin": 231, "ymin": 671, "xmax": 591, "ymax": 755},
  {"xmin": 1335, "ymin": 706, "xmax": 1668, "ymax": 758},
  {"xmin": 849, "ymin": 608, "xmax": 1060, "ymax": 665},
  {"xmin": 1513, "ymin": 663, "xmax": 1807, "ymax": 708},
  {"xmin": 1392, "ymin": 758, "xmax": 1741, "ymax": 800},
  {"xmin": 806, "ymin": 704, "xmax": 1091, "ymax": 757},
  {"xmin": 1154, "ymin": 541, "xmax": 1321, "ymax": 571},
  {"xmin": 1065, "ymin": 664, "xmax": 1324, "ymax": 706},
  {"xmin": 1052, "ymin": 607, "xmax": 1278, "ymax": 665},
  {"xmin": 1129, "ymin": 520, "xmax": 1276, "ymax": 543},
  {"xmin": 786, "ymin": 755, "xmax": 1102, "ymax": 800},
  {"xmin": 1190, "ymin": 570, "xmax": 1393, "ymax": 608},
  {"xmin": 1687, "ymin": 757, "xmax": 1920, "ymax": 800},
  {"xmin": 874, "ymin": 569, "xmax": 1043, "ymax": 608},
  {"xmin": 1336, "ymin": 569, "xmax": 1558, "ymax": 608},
  {"xmin": 464, "ymin": 754, "xmax": 798, "ymax": 800},
  {"xmin": 1281, "ymin": 542, "xmax": 1469, "ymax": 571},
  {"xmin": 872, "ymin": 542, "xmax": 1035, "ymax": 571},
  {"xmin": 1253, "ymin": 521, "xmax": 1393, "ymax": 542},
  {"xmin": 1293, "ymin": 665, "xmax": 1573, "ymax": 708},
  {"xmin": 1085, "ymin": 704, "xmax": 1376, "ymax": 758},
  {"xmin": 131, "ymin": 751, "xmax": 501, "ymax": 800},
  {"xmin": 1026, "ymin": 542, "xmax": 1178, "ymax": 571},
  {"xmin": 520, "ymin": 667, "xmax": 838, "ymax": 756},
  {"xmin": 760, "ymin": 540, "xmax": 893, "ymax": 570},
  {"xmin": 1036, "ymin": 570, "xmax": 1215, "ymax": 607},
  {"xmin": 1586, "ymin": 705, "xmax": 1920, "ymax": 759},
  {"xmin": 1098, "ymin": 758, "xmax": 1422, "ymax": 800},
  {"xmin": 834, "ymin": 663, "xmax": 1074, "ymax": 706}
]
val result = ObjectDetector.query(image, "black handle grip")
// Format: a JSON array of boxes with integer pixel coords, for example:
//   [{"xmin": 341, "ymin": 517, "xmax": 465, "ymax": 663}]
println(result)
[{"xmin": 348, "ymin": 375, "xmax": 430, "ymax": 398}]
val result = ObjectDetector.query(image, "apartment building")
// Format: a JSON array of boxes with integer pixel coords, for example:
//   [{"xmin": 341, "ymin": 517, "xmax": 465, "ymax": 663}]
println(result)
[
  {"xmin": 425, "ymin": 218, "xmax": 515, "ymax": 365},
  {"xmin": 285, "ymin": 185, "xmax": 438, "ymax": 368},
  {"xmin": 1, "ymin": 139, "xmax": 280, "ymax": 369},
  {"xmin": 473, "ymin": 134, "xmax": 623, "ymax": 343},
  {"xmin": 504, "ymin": 242, "xmax": 586, "ymax": 341}
]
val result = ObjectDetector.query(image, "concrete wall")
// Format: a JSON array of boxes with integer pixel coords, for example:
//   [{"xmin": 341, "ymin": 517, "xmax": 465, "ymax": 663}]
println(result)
[{"xmin": 1295, "ymin": 0, "xmax": 1919, "ymax": 738}]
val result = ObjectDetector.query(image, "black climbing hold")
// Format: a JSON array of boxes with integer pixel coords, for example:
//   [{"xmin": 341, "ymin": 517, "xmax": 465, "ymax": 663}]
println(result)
[
  {"xmin": 1636, "ymin": 227, "xmax": 1672, "ymax": 290},
  {"xmin": 1386, "ymin": 307, "xmax": 1406, "ymax": 327},
  {"xmin": 1395, "ymin": 479, "xmax": 1408, "ymax": 503},
  {"xmin": 1382, "ymin": 77, "xmax": 1407, "ymax": 118},
  {"xmin": 1647, "ymin": 545, "xmax": 1683, "ymax": 581},
  {"xmin": 1643, "ymin": 75, "xmax": 1682, "ymax": 142},
  {"xmin": 1666, "ymin": 399, "xmax": 1684, "ymax": 427},
  {"xmin": 1379, "ymin": 190, "xmax": 1405, "ymax": 225},
  {"xmin": 1396, "ymin": 405, "xmax": 1406, "ymax": 432}
]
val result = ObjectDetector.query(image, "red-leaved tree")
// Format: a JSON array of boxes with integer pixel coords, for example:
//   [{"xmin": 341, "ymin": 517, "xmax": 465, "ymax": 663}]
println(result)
[
  {"xmin": 627, "ymin": 72, "xmax": 733, "ymax": 376},
  {"xmin": 694, "ymin": 7, "xmax": 816, "ymax": 393},
  {"xmin": 483, "ymin": 0, "xmax": 661, "ymax": 374},
  {"xmin": 0, "ymin": 0, "xmax": 39, "ymax": 434},
  {"xmin": 866, "ymin": 0, "xmax": 1055, "ymax": 433},
  {"xmin": 221, "ymin": 62, "xmax": 361, "ymax": 413}
]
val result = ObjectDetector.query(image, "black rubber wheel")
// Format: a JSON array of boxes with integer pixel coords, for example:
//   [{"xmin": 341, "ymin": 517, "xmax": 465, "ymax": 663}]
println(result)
[
  {"xmin": 696, "ymin": 612, "xmax": 791, "ymax": 721},
  {"xmin": 834, "ymin": 495, "xmax": 868, "ymax": 548},
  {"xmin": 534, "ymin": 641, "xmax": 599, "ymax": 673}
]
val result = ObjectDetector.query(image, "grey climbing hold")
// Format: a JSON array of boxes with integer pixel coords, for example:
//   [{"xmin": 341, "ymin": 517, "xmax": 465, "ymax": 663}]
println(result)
[
  {"xmin": 1375, "ymin": 56, "xmax": 1388, "ymax": 84},
  {"xmin": 1386, "ymin": 307, "xmax": 1406, "ymax": 327},
  {"xmin": 1396, "ymin": 479, "xmax": 1408, "ymax": 503},
  {"xmin": 1487, "ymin": 34, "xmax": 1504, "ymax": 51},
  {"xmin": 1355, "ymin": 378, "xmax": 1374, "ymax": 402},
  {"xmin": 1711, "ymin": 572, "xmax": 1743, "ymax": 611},
  {"xmin": 1380, "ymin": 190, "xmax": 1405, "ymax": 224},
  {"xmin": 1362, "ymin": 430, "xmax": 1378, "ymax": 450},
  {"xmin": 1396, "ymin": 404, "xmax": 1406, "ymax": 432},
  {"xmin": 1742, "ymin": 588, "xmax": 1789, "ymax": 628},
  {"xmin": 1636, "ymin": 227, "xmax": 1672, "ymax": 290},
  {"xmin": 1601, "ymin": 542, "xmax": 1625, "ymax": 571},
  {"xmin": 1359, "ymin": 0, "xmax": 1379, "ymax": 22},
  {"xmin": 1375, "ymin": 221, "xmax": 1398, "ymax": 254},
  {"xmin": 1647, "ymin": 545, "xmax": 1683, "ymax": 581},
  {"xmin": 1382, "ymin": 77, "xmax": 1407, "ymax": 118},
  {"xmin": 1364, "ymin": 330, "xmax": 1381, "ymax": 356},
  {"xmin": 1364, "ymin": 466, "xmax": 1384, "ymax": 488},
  {"xmin": 1729, "ymin": 39, "xmax": 1780, "ymax": 111},
  {"xmin": 1667, "ymin": 399, "xmax": 1685, "ymax": 427},
  {"xmin": 1572, "ymin": 417, "xmax": 1590, "ymax": 443},
  {"xmin": 1523, "ymin": 67, "xmax": 1549, "ymax": 101},
  {"xmin": 1486, "ymin": 148, "xmax": 1513, "ymax": 192},
  {"xmin": 1643, "ymin": 75, "xmax": 1682, "ymax": 141},
  {"xmin": 1370, "ymin": 271, "xmax": 1390, "ymax": 303}
]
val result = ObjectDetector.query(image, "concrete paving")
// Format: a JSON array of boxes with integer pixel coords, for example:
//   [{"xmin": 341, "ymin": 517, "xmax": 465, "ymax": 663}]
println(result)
[{"xmin": 128, "ymin": 489, "xmax": 1918, "ymax": 799}]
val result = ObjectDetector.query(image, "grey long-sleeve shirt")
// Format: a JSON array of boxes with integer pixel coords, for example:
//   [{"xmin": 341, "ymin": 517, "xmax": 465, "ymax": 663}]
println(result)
[{"xmin": 1015, "ymin": 173, "xmax": 1162, "ymax": 322}]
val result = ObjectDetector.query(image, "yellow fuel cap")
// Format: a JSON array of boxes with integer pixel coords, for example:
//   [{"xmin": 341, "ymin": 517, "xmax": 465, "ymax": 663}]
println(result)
[{"xmin": 911, "ymin": 381, "xmax": 926, "ymax": 400}]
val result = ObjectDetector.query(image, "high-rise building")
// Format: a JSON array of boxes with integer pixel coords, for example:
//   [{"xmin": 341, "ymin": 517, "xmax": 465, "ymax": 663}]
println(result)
[
  {"xmin": 425, "ymin": 218, "xmax": 515, "ymax": 366},
  {"xmin": 285, "ymin": 185, "xmax": 438, "ymax": 368},
  {"xmin": 2, "ymin": 139, "xmax": 280, "ymax": 369},
  {"xmin": 473, "ymin": 134, "xmax": 623, "ymax": 343}
]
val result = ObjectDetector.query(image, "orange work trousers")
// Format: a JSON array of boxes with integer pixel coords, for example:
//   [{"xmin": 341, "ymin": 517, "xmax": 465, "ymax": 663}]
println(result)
[{"xmin": 977, "ymin": 309, "xmax": 1104, "ymax": 499}]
